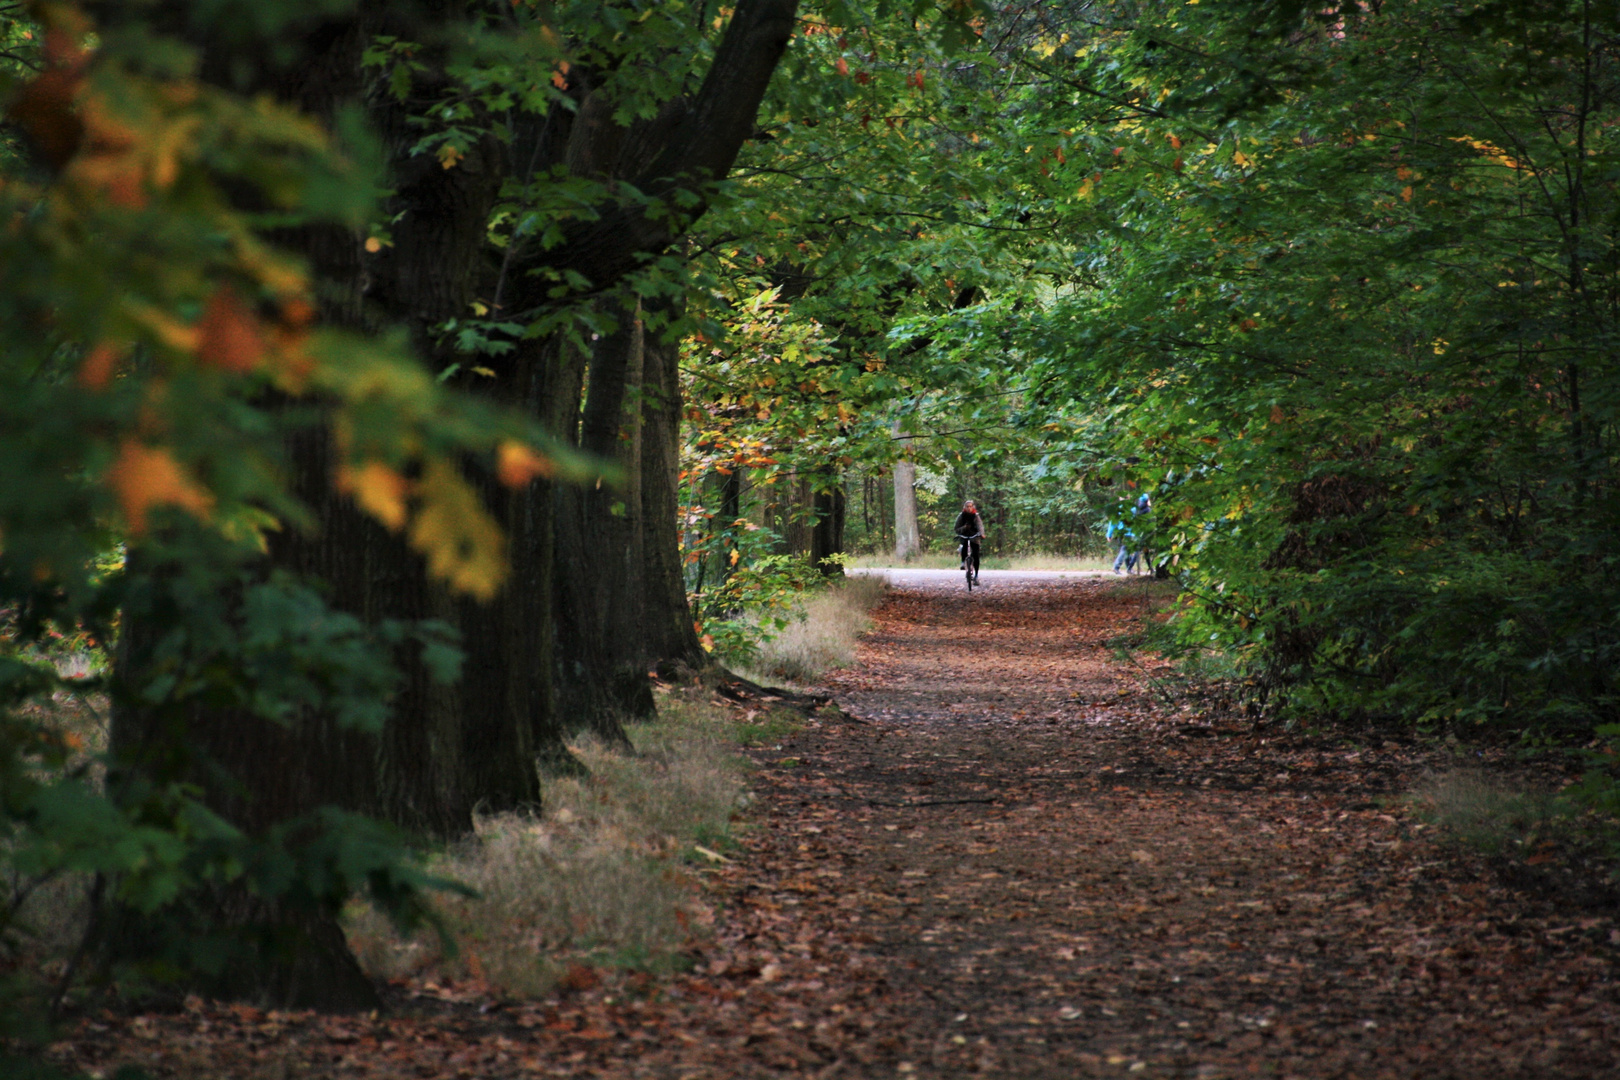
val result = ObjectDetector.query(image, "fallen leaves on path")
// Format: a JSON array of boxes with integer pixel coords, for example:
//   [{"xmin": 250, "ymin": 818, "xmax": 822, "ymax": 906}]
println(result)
[{"xmin": 43, "ymin": 576, "xmax": 1620, "ymax": 1078}]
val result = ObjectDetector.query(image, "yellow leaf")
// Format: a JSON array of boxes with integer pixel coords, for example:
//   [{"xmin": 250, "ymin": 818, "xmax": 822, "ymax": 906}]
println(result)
[
  {"xmin": 436, "ymin": 143, "xmax": 464, "ymax": 170},
  {"xmin": 219, "ymin": 506, "xmax": 282, "ymax": 553},
  {"xmin": 410, "ymin": 459, "xmax": 507, "ymax": 600},
  {"xmin": 106, "ymin": 440, "xmax": 214, "ymax": 535},
  {"xmin": 338, "ymin": 460, "xmax": 409, "ymax": 531},
  {"xmin": 124, "ymin": 300, "xmax": 200, "ymax": 354}
]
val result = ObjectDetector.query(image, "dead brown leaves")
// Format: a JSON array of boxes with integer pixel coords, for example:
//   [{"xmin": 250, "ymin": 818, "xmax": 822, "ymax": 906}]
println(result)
[{"xmin": 43, "ymin": 575, "xmax": 1620, "ymax": 1079}]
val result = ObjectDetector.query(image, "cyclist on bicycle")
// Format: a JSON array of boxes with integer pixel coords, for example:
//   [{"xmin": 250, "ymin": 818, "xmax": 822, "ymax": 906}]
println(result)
[{"xmin": 955, "ymin": 499, "xmax": 986, "ymax": 578}]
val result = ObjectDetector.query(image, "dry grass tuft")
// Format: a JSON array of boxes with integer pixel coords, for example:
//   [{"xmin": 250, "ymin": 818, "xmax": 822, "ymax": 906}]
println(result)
[
  {"xmin": 745, "ymin": 575, "xmax": 887, "ymax": 685},
  {"xmin": 1408, "ymin": 770, "xmax": 1576, "ymax": 855},
  {"xmin": 345, "ymin": 696, "xmax": 748, "ymax": 997}
]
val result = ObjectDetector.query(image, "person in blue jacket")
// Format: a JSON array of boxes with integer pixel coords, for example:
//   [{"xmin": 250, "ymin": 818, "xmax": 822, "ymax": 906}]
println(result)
[
  {"xmin": 1107, "ymin": 502, "xmax": 1133, "ymax": 574},
  {"xmin": 1108, "ymin": 495, "xmax": 1151, "ymax": 574}
]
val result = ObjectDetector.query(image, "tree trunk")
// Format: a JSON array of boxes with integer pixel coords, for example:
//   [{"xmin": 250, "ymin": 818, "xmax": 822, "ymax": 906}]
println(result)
[
  {"xmin": 103, "ymin": 2, "xmax": 549, "ymax": 1009},
  {"xmin": 893, "ymin": 424, "xmax": 920, "ymax": 562},
  {"xmin": 811, "ymin": 484, "xmax": 846, "ymax": 576},
  {"xmin": 638, "ymin": 317, "xmax": 708, "ymax": 671},
  {"xmin": 552, "ymin": 302, "xmax": 651, "ymax": 742}
]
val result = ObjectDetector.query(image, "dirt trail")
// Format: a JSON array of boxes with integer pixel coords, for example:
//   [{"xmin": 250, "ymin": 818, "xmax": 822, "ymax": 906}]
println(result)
[
  {"xmin": 738, "ymin": 574, "xmax": 1620, "ymax": 1078},
  {"xmin": 41, "ymin": 576, "xmax": 1620, "ymax": 1079}
]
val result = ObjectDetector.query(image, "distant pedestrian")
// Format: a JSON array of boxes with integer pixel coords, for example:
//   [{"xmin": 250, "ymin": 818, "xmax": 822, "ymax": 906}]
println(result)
[
  {"xmin": 1130, "ymin": 494, "xmax": 1151, "ymax": 575},
  {"xmin": 1109, "ymin": 495, "xmax": 1151, "ymax": 575},
  {"xmin": 1107, "ymin": 506, "xmax": 1133, "ymax": 575}
]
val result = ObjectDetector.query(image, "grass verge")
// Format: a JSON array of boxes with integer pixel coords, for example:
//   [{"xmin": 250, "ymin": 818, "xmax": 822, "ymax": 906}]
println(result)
[
  {"xmin": 344, "ymin": 694, "xmax": 764, "ymax": 999},
  {"xmin": 1407, "ymin": 770, "xmax": 1581, "ymax": 856},
  {"xmin": 740, "ymin": 574, "xmax": 887, "ymax": 685}
]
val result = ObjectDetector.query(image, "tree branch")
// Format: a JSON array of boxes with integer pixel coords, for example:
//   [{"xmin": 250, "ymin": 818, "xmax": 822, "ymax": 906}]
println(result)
[{"xmin": 512, "ymin": 0, "xmax": 800, "ymax": 307}]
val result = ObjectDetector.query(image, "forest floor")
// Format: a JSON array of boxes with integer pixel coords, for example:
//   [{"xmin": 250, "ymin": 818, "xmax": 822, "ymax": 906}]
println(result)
[{"xmin": 46, "ymin": 575, "xmax": 1620, "ymax": 1079}]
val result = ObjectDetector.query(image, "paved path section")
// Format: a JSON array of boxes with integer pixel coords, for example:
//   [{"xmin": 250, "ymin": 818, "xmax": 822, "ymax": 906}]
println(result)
[{"xmin": 850, "ymin": 568, "xmax": 1115, "ymax": 587}]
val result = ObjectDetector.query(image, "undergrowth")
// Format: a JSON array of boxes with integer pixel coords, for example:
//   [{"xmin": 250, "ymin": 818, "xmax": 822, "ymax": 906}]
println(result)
[{"xmin": 344, "ymin": 693, "xmax": 760, "ymax": 998}]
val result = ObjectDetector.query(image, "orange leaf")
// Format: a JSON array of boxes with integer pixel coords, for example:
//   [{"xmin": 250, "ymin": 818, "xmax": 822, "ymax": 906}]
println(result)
[
  {"xmin": 835, "ymin": 57, "xmax": 849, "ymax": 76},
  {"xmin": 1270, "ymin": 405, "xmax": 1285, "ymax": 423},
  {"xmin": 280, "ymin": 295, "xmax": 315, "ymax": 327},
  {"xmin": 78, "ymin": 341, "xmax": 125, "ymax": 390},
  {"xmin": 106, "ymin": 440, "xmax": 214, "ymax": 535},
  {"xmin": 197, "ymin": 288, "xmax": 266, "ymax": 374},
  {"xmin": 496, "ymin": 440, "xmax": 556, "ymax": 486}
]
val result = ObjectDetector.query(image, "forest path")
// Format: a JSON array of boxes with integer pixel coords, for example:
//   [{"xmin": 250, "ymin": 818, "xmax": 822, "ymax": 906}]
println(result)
[
  {"xmin": 736, "ymin": 574, "xmax": 1620, "ymax": 1078},
  {"xmin": 40, "ymin": 578, "xmax": 1620, "ymax": 1080}
]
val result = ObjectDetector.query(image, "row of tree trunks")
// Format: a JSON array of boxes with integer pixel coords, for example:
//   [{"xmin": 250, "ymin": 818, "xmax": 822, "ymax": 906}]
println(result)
[{"xmin": 105, "ymin": 0, "xmax": 799, "ymax": 1010}]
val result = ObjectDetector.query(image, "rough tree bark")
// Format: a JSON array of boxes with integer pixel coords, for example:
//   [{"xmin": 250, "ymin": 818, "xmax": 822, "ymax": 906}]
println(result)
[{"xmin": 106, "ymin": 3, "xmax": 482, "ymax": 1011}]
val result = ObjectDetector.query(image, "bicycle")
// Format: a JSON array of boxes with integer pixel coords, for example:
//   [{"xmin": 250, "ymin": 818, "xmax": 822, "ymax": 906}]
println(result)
[{"xmin": 956, "ymin": 533, "xmax": 979, "ymax": 591}]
